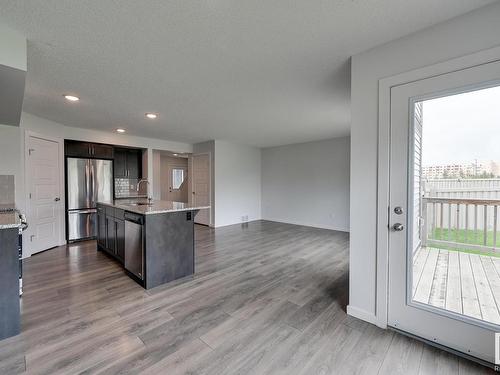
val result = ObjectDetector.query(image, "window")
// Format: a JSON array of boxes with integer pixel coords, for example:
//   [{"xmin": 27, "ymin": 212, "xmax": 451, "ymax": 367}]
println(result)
[{"xmin": 172, "ymin": 168, "xmax": 185, "ymax": 190}]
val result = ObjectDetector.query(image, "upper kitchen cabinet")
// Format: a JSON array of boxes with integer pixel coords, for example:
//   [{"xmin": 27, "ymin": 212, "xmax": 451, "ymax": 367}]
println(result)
[
  {"xmin": 65, "ymin": 140, "xmax": 114, "ymax": 159},
  {"xmin": 114, "ymin": 148, "xmax": 142, "ymax": 179}
]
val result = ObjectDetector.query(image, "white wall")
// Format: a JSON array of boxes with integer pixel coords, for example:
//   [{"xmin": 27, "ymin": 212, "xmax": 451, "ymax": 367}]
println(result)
[
  {"xmin": 262, "ymin": 137, "xmax": 350, "ymax": 231},
  {"xmin": 349, "ymin": 2, "xmax": 500, "ymax": 325},
  {"xmin": 214, "ymin": 140, "xmax": 261, "ymax": 227},
  {"xmin": 0, "ymin": 125, "xmax": 23, "ymax": 209}
]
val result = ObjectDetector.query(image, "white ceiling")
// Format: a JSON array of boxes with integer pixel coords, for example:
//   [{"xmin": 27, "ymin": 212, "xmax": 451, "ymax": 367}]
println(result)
[{"xmin": 0, "ymin": 1, "xmax": 494, "ymax": 147}]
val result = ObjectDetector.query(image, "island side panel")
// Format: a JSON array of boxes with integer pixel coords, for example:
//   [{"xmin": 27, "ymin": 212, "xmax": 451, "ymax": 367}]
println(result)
[
  {"xmin": 144, "ymin": 210, "xmax": 197, "ymax": 289},
  {"xmin": 0, "ymin": 228, "xmax": 20, "ymax": 340}
]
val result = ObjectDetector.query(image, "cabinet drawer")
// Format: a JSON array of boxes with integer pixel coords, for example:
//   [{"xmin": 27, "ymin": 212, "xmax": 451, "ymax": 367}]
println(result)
[
  {"xmin": 105, "ymin": 207, "xmax": 115, "ymax": 217},
  {"xmin": 114, "ymin": 209, "xmax": 125, "ymax": 220}
]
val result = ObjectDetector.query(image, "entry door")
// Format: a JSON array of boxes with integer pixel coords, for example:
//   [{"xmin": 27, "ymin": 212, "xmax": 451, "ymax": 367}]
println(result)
[
  {"xmin": 388, "ymin": 60, "xmax": 500, "ymax": 364},
  {"xmin": 26, "ymin": 135, "xmax": 62, "ymax": 254},
  {"xmin": 192, "ymin": 153, "xmax": 210, "ymax": 226},
  {"xmin": 166, "ymin": 164, "xmax": 188, "ymax": 202}
]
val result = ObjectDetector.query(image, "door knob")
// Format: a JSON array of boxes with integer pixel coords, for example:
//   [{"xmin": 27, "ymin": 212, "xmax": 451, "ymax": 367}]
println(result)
[
  {"xmin": 392, "ymin": 223, "xmax": 404, "ymax": 231},
  {"xmin": 54, "ymin": 197, "xmax": 61, "ymax": 202}
]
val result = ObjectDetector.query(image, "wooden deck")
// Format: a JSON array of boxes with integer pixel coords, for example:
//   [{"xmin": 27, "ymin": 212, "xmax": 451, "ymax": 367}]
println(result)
[{"xmin": 413, "ymin": 247, "xmax": 500, "ymax": 325}]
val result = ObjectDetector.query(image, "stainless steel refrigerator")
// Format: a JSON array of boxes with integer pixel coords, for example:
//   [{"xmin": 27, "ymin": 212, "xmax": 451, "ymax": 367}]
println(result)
[{"xmin": 66, "ymin": 158, "xmax": 113, "ymax": 241}]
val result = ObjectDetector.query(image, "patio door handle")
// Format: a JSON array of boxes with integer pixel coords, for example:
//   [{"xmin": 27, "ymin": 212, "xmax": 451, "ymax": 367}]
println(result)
[{"xmin": 392, "ymin": 223, "xmax": 404, "ymax": 232}]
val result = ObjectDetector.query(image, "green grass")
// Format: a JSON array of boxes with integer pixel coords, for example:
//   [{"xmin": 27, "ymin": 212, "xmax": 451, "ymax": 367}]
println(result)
[{"xmin": 428, "ymin": 228, "xmax": 500, "ymax": 258}]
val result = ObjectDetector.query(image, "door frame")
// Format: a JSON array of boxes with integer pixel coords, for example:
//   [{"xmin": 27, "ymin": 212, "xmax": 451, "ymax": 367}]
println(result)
[
  {"xmin": 376, "ymin": 45, "xmax": 500, "ymax": 329},
  {"xmin": 191, "ymin": 152, "xmax": 212, "ymax": 227},
  {"xmin": 24, "ymin": 130, "xmax": 65, "ymax": 257}
]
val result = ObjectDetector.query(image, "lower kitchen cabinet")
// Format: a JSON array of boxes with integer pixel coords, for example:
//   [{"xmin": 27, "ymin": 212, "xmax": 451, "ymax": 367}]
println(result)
[
  {"xmin": 97, "ymin": 206, "xmax": 106, "ymax": 248},
  {"xmin": 106, "ymin": 216, "xmax": 115, "ymax": 254},
  {"xmin": 115, "ymin": 219, "xmax": 125, "ymax": 262},
  {"xmin": 97, "ymin": 204, "xmax": 125, "ymax": 264}
]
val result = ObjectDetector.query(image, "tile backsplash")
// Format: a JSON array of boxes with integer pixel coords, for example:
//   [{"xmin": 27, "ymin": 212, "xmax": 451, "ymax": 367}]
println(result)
[
  {"xmin": 0, "ymin": 175, "xmax": 15, "ymax": 205},
  {"xmin": 115, "ymin": 178, "xmax": 148, "ymax": 198}
]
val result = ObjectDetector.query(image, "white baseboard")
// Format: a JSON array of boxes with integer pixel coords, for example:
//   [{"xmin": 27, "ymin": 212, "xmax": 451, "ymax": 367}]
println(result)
[
  {"xmin": 347, "ymin": 305, "xmax": 379, "ymax": 326},
  {"xmin": 262, "ymin": 217, "xmax": 349, "ymax": 233},
  {"xmin": 213, "ymin": 218, "xmax": 262, "ymax": 228}
]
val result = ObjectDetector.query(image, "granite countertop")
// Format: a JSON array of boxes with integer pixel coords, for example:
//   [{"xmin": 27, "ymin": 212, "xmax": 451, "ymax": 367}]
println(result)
[
  {"xmin": 98, "ymin": 199, "xmax": 210, "ymax": 215},
  {"xmin": 0, "ymin": 212, "xmax": 22, "ymax": 229}
]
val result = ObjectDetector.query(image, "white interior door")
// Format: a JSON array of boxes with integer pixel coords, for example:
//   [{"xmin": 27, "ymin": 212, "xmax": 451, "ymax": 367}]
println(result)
[
  {"xmin": 388, "ymin": 60, "xmax": 500, "ymax": 365},
  {"xmin": 192, "ymin": 153, "xmax": 210, "ymax": 226},
  {"xmin": 27, "ymin": 135, "xmax": 62, "ymax": 254}
]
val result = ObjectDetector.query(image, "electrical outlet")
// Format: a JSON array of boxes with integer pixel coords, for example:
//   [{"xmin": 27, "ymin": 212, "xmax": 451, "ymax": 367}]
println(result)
[{"xmin": 241, "ymin": 215, "xmax": 248, "ymax": 222}]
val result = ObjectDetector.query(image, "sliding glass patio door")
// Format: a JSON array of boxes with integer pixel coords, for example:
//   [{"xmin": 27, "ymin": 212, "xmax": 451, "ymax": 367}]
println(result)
[{"xmin": 388, "ymin": 59, "xmax": 500, "ymax": 365}]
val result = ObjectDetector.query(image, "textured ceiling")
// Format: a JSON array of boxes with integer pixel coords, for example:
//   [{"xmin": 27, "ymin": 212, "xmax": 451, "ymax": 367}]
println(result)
[{"xmin": 0, "ymin": 0, "xmax": 495, "ymax": 147}]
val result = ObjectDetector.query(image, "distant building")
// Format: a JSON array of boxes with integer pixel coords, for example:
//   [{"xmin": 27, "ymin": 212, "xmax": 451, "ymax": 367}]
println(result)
[{"xmin": 422, "ymin": 160, "xmax": 500, "ymax": 179}]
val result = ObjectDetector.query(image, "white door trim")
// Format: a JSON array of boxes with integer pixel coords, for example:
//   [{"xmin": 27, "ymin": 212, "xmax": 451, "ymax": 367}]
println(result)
[
  {"xmin": 191, "ymin": 152, "xmax": 212, "ymax": 227},
  {"xmin": 376, "ymin": 44, "xmax": 500, "ymax": 329},
  {"xmin": 24, "ymin": 130, "xmax": 65, "ymax": 257}
]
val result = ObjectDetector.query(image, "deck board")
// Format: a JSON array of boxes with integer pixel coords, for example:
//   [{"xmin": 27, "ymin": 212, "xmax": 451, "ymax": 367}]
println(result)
[
  {"xmin": 445, "ymin": 250, "xmax": 462, "ymax": 314},
  {"xmin": 469, "ymin": 254, "xmax": 500, "ymax": 324},
  {"xmin": 459, "ymin": 252, "xmax": 482, "ymax": 320},
  {"xmin": 414, "ymin": 248, "xmax": 439, "ymax": 304},
  {"xmin": 429, "ymin": 250, "xmax": 449, "ymax": 309},
  {"xmin": 413, "ymin": 247, "xmax": 430, "ymax": 297},
  {"xmin": 481, "ymin": 257, "xmax": 500, "ymax": 316},
  {"xmin": 413, "ymin": 248, "xmax": 500, "ymax": 325}
]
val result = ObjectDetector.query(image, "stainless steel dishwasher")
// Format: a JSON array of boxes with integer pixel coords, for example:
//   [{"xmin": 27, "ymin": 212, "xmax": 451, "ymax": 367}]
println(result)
[{"xmin": 124, "ymin": 212, "xmax": 144, "ymax": 280}]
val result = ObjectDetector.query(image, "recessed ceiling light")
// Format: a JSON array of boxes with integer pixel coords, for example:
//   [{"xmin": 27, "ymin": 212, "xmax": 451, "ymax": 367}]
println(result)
[
  {"xmin": 64, "ymin": 95, "xmax": 80, "ymax": 102},
  {"xmin": 145, "ymin": 113, "xmax": 158, "ymax": 119},
  {"xmin": 116, "ymin": 128, "xmax": 126, "ymax": 133}
]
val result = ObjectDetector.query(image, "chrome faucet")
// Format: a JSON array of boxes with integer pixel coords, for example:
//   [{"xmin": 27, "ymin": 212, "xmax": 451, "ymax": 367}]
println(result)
[{"xmin": 137, "ymin": 179, "xmax": 150, "ymax": 194}]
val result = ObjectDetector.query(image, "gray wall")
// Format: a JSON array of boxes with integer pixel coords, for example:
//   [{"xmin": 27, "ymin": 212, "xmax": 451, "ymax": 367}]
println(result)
[
  {"xmin": 349, "ymin": 2, "xmax": 500, "ymax": 324},
  {"xmin": 262, "ymin": 137, "xmax": 350, "ymax": 231}
]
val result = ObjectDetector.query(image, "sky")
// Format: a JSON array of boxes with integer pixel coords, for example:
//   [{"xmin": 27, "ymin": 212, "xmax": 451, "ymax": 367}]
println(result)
[{"xmin": 421, "ymin": 85, "xmax": 500, "ymax": 166}]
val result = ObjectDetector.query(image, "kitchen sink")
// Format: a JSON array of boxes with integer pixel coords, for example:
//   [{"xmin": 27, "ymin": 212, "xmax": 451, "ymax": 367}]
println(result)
[{"xmin": 127, "ymin": 202, "xmax": 154, "ymax": 206}]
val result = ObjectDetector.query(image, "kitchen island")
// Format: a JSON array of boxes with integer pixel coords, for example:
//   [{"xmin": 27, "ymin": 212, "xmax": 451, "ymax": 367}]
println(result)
[{"xmin": 96, "ymin": 200, "xmax": 209, "ymax": 289}]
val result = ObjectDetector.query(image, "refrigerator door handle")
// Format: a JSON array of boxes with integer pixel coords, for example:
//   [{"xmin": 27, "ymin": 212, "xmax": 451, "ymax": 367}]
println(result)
[
  {"xmin": 85, "ymin": 160, "xmax": 90, "ymax": 207},
  {"xmin": 89, "ymin": 160, "xmax": 96, "ymax": 207}
]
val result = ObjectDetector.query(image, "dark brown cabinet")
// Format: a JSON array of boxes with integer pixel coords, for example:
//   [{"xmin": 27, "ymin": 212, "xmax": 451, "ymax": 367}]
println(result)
[
  {"xmin": 97, "ymin": 204, "xmax": 125, "ymax": 264},
  {"xmin": 106, "ymin": 216, "xmax": 115, "ymax": 253},
  {"xmin": 114, "ymin": 148, "xmax": 142, "ymax": 179},
  {"xmin": 92, "ymin": 143, "xmax": 114, "ymax": 159},
  {"xmin": 65, "ymin": 140, "xmax": 114, "ymax": 159},
  {"xmin": 97, "ymin": 206, "xmax": 106, "ymax": 248},
  {"xmin": 115, "ymin": 219, "xmax": 125, "ymax": 262}
]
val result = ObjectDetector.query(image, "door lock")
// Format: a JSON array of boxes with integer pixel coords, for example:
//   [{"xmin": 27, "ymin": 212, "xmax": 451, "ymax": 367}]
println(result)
[
  {"xmin": 392, "ymin": 223, "xmax": 404, "ymax": 232},
  {"xmin": 394, "ymin": 206, "xmax": 403, "ymax": 215}
]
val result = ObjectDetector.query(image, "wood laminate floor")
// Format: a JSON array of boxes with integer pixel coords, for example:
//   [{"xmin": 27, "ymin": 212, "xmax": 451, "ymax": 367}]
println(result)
[{"xmin": 0, "ymin": 221, "xmax": 494, "ymax": 374}]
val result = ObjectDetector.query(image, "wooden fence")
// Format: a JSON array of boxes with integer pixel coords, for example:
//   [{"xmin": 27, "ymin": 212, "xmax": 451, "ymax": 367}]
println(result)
[{"xmin": 422, "ymin": 197, "xmax": 500, "ymax": 254}]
